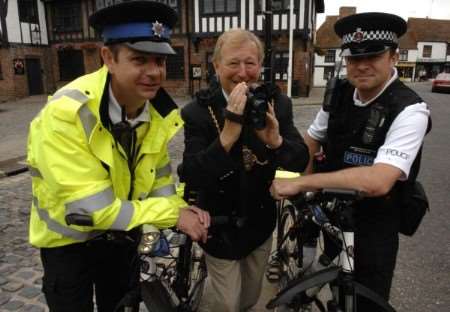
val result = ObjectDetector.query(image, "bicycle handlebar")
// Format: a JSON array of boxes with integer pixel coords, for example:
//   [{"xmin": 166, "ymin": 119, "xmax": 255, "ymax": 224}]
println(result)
[{"xmin": 287, "ymin": 188, "xmax": 362, "ymax": 238}]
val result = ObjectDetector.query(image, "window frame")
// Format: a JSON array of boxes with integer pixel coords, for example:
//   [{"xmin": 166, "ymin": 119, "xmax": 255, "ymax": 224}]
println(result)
[
  {"xmin": 52, "ymin": 0, "xmax": 82, "ymax": 33},
  {"xmin": 201, "ymin": 0, "xmax": 239, "ymax": 16},
  {"xmin": 422, "ymin": 45, "xmax": 432, "ymax": 58},
  {"xmin": 399, "ymin": 49, "xmax": 408, "ymax": 61},
  {"xmin": 324, "ymin": 49, "xmax": 336, "ymax": 63},
  {"xmin": 18, "ymin": 0, "xmax": 39, "ymax": 24},
  {"xmin": 166, "ymin": 47, "xmax": 185, "ymax": 80},
  {"xmin": 58, "ymin": 49, "xmax": 85, "ymax": 81},
  {"xmin": 273, "ymin": 51, "xmax": 289, "ymax": 81},
  {"xmin": 256, "ymin": 0, "xmax": 298, "ymax": 13}
]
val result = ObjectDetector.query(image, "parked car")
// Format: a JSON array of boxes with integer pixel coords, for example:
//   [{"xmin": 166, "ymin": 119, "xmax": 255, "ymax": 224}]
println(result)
[{"xmin": 431, "ymin": 73, "xmax": 450, "ymax": 93}]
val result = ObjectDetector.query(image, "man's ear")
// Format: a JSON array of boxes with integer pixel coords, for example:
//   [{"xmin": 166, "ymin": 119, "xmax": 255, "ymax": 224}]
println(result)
[
  {"xmin": 391, "ymin": 51, "xmax": 400, "ymax": 66},
  {"xmin": 100, "ymin": 47, "xmax": 115, "ymax": 72}
]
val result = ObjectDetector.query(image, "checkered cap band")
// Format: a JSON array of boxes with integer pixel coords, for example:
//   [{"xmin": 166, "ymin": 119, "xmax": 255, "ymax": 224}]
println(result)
[{"xmin": 342, "ymin": 29, "xmax": 398, "ymax": 45}]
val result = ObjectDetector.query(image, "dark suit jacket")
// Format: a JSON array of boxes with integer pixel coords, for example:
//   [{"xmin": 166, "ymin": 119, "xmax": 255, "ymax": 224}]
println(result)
[{"xmin": 180, "ymin": 86, "xmax": 309, "ymax": 259}]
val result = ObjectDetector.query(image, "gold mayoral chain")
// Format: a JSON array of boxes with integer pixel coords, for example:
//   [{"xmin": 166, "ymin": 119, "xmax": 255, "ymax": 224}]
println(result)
[{"xmin": 208, "ymin": 106, "xmax": 268, "ymax": 171}]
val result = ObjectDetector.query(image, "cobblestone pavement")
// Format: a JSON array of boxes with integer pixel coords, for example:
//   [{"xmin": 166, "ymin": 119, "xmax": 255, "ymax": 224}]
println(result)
[
  {"xmin": 0, "ymin": 173, "xmax": 46, "ymax": 312},
  {"xmin": 0, "ymin": 100, "xmax": 321, "ymax": 311}
]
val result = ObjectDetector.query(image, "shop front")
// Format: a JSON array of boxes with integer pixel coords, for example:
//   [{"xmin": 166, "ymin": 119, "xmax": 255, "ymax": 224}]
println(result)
[{"xmin": 396, "ymin": 62, "xmax": 416, "ymax": 82}]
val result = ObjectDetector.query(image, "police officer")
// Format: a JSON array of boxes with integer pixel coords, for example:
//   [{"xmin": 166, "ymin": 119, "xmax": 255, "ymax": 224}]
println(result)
[
  {"xmin": 27, "ymin": 1, "xmax": 209, "ymax": 311},
  {"xmin": 270, "ymin": 12, "xmax": 431, "ymax": 310}
]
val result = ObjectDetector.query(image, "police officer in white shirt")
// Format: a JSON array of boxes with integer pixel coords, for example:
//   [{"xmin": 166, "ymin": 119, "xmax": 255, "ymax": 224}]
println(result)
[{"xmin": 270, "ymin": 12, "xmax": 431, "ymax": 311}]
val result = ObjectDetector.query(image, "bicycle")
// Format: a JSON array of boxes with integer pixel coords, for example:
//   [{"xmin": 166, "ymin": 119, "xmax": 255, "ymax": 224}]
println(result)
[
  {"xmin": 266, "ymin": 188, "xmax": 397, "ymax": 312},
  {"xmin": 266, "ymin": 171, "xmax": 319, "ymax": 311},
  {"xmin": 65, "ymin": 213, "xmax": 219, "ymax": 312}
]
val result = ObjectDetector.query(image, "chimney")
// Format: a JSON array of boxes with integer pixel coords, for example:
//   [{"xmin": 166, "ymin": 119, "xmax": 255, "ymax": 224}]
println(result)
[{"xmin": 339, "ymin": 7, "xmax": 356, "ymax": 19}]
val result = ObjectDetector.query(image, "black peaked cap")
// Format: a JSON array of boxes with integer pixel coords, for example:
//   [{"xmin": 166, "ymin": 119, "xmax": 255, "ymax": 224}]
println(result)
[
  {"xmin": 88, "ymin": 1, "xmax": 178, "ymax": 55},
  {"xmin": 334, "ymin": 12, "xmax": 407, "ymax": 57}
]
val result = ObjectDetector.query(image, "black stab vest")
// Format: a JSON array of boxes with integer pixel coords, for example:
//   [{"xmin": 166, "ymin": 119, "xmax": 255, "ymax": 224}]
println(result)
[
  {"xmin": 325, "ymin": 79, "xmax": 425, "ymax": 182},
  {"xmin": 324, "ymin": 79, "xmax": 429, "ymax": 228}
]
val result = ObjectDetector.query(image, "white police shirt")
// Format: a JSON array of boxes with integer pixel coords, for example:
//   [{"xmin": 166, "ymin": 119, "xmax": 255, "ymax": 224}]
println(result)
[{"xmin": 307, "ymin": 68, "xmax": 430, "ymax": 180}]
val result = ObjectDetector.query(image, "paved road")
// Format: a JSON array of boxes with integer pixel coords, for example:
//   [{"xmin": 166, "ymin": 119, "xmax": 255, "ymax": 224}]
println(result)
[
  {"xmin": 0, "ymin": 82, "xmax": 449, "ymax": 311},
  {"xmin": 389, "ymin": 83, "xmax": 450, "ymax": 311}
]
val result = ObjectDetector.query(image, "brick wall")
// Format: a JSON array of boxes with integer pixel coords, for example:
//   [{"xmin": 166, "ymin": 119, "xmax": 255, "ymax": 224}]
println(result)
[
  {"xmin": 50, "ymin": 38, "xmax": 191, "ymax": 97},
  {"xmin": 163, "ymin": 37, "xmax": 190, "ymax": 97},
  {"xmin": 0, "ymin": 45, "xmax": 54, "ymax": 101}
]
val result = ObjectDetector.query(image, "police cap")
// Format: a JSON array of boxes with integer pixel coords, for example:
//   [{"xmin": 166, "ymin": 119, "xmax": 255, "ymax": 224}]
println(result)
[
  {"xmin": 89, "ymin": 0, "xmax": 177, "ymax": 55},
  {"xmin": 334, "ymin": 12, "xmax": 407, "ymax": 57}
]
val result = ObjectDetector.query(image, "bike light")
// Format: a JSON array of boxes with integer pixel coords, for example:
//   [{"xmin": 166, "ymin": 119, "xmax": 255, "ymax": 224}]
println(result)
[{"xmin": 139, "ymin": 228, "xmax": 161, "ymax": 255}]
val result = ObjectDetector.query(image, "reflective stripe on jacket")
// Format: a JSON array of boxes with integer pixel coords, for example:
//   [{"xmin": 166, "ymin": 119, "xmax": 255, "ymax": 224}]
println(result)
[{"xmin": 27, "ymin": 66, "xmax": 185, "ymax": 248}]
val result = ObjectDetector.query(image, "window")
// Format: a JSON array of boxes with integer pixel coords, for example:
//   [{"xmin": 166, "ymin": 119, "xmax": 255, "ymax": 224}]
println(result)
[
  {"xmin": 423, "ymin": 45, "xmax": 432, "ymax": 58},
  {"xmin": 166, "ymin": 47, "xmax": 185, "ymax": 80},
  {"xmin": 203, "ymin": 0, "xmax": 238, "ymax": 14},
  {"xmin": 95, "ymin": 0, "xmax": 123, "ymax": 10},
  {"xmin": 274, "ymin": 51, "xmax": 289, "ymax": 81},
  {"xmin": 18, "ymin": 0, "xmax": 38, "ymax": 23},
  {"xmin": 323, "ymin": 67, "xmax": 335, "ymax": 80},
  {"xmin": 58, "ymin": 50, "xmax": 85, "ymax": 81},
  {"xmin": 257, "ymin": 0, "xmax": 297, "ymax": 12},
  {"xmin": 53, "ymin": 1, "xmax": 82, "ymax": 32},
  {"xmin": 399, "ymin": 49, "xmax": 408, "ymax": 61},
  {"xmin": 324, "ymin": 49, "xmax": 336, "ymax": 63},
  {"xmin": 154, "ymin": 0, "xmax": 179, "ymax": 12}
]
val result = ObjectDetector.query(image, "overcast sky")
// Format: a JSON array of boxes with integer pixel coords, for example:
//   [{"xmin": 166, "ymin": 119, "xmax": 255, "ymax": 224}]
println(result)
[{"xmin": 316, "ymin": 0, "xmax": 450, "ymax": 29}]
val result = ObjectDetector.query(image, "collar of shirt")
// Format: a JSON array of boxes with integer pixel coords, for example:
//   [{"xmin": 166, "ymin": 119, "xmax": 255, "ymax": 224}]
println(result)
[
  {"xmin": 108, "ymin": 84, "xmax": 150, "ymax": 127},
  {"xmin": 353, "ymin": 67, "xmax": 398, "ymax": 107}
]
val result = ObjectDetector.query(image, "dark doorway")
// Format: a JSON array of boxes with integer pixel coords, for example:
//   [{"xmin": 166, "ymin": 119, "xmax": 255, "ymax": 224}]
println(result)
[{"xmin": 25, "ymin": 58, "xmax": 44, "ymax": 95}]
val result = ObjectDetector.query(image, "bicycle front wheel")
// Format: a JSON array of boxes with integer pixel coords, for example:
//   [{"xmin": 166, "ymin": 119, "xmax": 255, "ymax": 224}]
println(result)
[
  {"xmin": 275, "ymin": 202, "xmax": 312, "ymax": 312},
  {"xmin": 141, "ymin": 279, "xmax": 177, "ymax": 312},
  {"xmin": 187, "ymin": 244, "xmax": 207, "ymax": 311},
  {"xmin": 280, "ymin": 203, "xmax": 302, "ymax": 284}
]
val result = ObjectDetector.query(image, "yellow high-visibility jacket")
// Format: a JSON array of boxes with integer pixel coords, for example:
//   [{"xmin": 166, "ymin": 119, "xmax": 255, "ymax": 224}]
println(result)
[{"xmin": 27, "ymin": 66, "xmax": 185, "ymax": 248}]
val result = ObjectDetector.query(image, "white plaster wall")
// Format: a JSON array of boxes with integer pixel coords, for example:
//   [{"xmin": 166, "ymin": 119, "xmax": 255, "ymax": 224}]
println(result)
[
  {"xmin": 409, "ymin": 49, "xmax": 419, "ymax": 62},
  {"xmin": 417, "ymin": 42, "xmax": 447, "ymax": 60},
  {"xmin": 38, "ymin": 0, "xmax": 48, "ymax": 44},
  {"xmin": 5, "ymin": 0, "xmax": 21, "ymax": 43},
  {"xmin": 3, "ymin": 0, "xmax": 48, "ymax": 45},
  {"xmin": 313, "ymin": 66, "xmax": 326, "ymax": 86}
]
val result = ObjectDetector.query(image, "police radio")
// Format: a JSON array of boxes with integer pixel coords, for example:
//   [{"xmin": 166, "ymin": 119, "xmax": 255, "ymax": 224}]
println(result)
[{"xmin": 322, "ymin": 58, "xmax": 344, "ymax": 113}]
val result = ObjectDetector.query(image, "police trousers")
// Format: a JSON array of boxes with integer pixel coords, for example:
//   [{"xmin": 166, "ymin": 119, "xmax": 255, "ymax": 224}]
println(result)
[
  {"xmin": 323, "ymin": 216, "xmax": 399, "ymax": 312},
  {"xmin": 40, "ymin": 235, "xmax": 139, "ymax": 312}
]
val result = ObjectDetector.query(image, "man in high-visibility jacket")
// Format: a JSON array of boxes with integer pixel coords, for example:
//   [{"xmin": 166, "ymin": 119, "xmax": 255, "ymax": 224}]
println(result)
[{"xmin": 27, "ymin": 1, "xmax": 209, "ymax": 311}]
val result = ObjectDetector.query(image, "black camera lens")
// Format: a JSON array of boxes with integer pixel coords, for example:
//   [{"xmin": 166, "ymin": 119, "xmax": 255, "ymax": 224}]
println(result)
[{"xmin": 245, "ymin": 85, "xmax": 269, "ymax": 129}]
